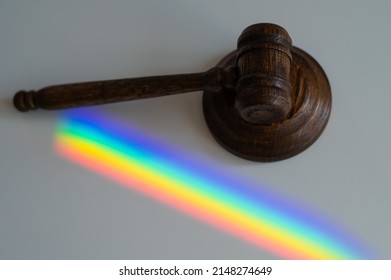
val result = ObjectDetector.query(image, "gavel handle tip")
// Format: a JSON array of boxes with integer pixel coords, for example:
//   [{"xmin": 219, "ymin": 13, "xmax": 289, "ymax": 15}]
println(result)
[{"xmin": 13, "ymin": 90, "xmax": 38, "ymax": 112}]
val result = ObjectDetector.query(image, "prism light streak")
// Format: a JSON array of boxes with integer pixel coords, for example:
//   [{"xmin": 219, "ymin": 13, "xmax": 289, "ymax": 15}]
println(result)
[{"xmin": 54, "ymin": 108, "xmax": 370, "ymax": 259}]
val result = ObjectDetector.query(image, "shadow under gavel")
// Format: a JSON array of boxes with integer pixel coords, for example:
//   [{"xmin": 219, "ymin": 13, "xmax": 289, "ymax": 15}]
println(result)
[{"xmin": 13, "ymin": 23, "xmax": 331, "ymax": 162}]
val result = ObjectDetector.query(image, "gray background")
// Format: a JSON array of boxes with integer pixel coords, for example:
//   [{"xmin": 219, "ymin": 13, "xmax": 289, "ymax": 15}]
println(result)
[{"xmin": 1, "ymin": 0, "xmax": 390, "ymax": 259}]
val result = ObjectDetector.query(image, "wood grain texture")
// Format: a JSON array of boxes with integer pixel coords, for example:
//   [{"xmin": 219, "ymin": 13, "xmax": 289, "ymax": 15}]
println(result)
[
  {"xmin": 13, "ymin": 67, "xmax": 235, "ymax": 112},
  {"xmin": 203, "ymin": 47, "xmax": 332, "ymax": 161},
  {"xmin": 235, "ymin": 23, "xmax": 293, "ymax": 125},
  {"xmin": 13, "ymin": 23, "xmax": 331, "ymax": 162}
]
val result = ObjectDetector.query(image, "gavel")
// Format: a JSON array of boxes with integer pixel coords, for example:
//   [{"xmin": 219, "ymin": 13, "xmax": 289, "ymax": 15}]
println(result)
[{"xmin": 13, "ymin": 23, "xmax": 332, "ymax": 162}]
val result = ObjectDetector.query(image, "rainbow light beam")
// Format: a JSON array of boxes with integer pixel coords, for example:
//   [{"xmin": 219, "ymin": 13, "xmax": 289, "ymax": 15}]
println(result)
[{"xmin": 54, "ymin": 108, "xmax": 372, "ymax": 259}]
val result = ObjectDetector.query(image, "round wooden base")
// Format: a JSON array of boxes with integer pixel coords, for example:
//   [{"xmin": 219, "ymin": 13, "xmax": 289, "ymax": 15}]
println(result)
[{"xmin": 203, "ymin": 47, "xmax": 332, "ymax": 162}]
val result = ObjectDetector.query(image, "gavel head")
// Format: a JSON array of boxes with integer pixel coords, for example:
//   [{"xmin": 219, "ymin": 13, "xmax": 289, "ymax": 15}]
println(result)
[
  {"xmin": 235, "ymin": 23, "xmax": 293, "ymax": 125},
  {"xmin": 13, "ymin": 22, "xmax": 331, "ymax": 162},
  {"xmin": 203, "ymin": 22, "xmax": 331, "ymax": 161}
]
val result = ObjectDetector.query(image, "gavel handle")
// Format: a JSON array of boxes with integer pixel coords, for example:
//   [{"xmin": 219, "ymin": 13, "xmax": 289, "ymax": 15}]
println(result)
[{"xmin": 14, "ymin": 67, "xmax": 236, "ymax": 112}]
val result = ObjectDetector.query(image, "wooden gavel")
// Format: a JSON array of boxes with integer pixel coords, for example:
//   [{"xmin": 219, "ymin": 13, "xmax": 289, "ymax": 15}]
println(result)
[{"xmin": 13, "ymin": 23, "xmax": 332, "ymax": 162}]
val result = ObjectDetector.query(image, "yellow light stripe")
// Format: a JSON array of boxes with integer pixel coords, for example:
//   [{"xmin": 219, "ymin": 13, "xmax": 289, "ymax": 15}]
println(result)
[{"xmin": 55, "ymin": 132, "xmax": 344, "ymax": 259}]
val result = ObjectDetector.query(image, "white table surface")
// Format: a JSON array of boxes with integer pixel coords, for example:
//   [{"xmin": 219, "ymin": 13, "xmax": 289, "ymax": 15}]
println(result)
[{"xmin": 1, "ymin": 0, "xmax": 390, "ymax": 259}]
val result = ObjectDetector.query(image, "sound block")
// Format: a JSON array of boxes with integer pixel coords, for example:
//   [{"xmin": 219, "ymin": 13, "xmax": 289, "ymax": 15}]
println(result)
[{"xmin": 203, "ymin": 47, "xmax": 332, "ymax": 162}]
